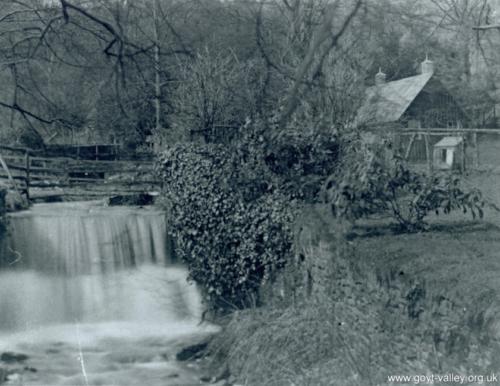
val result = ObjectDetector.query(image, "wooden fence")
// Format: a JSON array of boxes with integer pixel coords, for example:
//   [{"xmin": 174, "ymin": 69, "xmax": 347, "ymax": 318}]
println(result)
[
  {"xmin": 0, "ymin": 146, "xmax": 160, "ymax": 201},
  {"xmin": 398, "ymin": 128, "xmax": 500, "ymax": 171}
]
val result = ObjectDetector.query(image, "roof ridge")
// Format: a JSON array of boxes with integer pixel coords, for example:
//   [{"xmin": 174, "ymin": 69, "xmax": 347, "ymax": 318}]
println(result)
[
  {"xmin": 356, "ymin": 72, "xmax": 434, "ymax": 125},
  {"xmin": 366, "ymin": 71, "xmax": 433, "ymax": 90}
]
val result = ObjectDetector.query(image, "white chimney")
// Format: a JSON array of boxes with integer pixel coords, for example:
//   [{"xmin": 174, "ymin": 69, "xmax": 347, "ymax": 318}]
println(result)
[
  {"xmin": 375, "ymin": 68, "xmax": 386, "ymax": 85},
  {"xmin": 421, "ymin": 55, "xmax": 434, "ymax": 74}
]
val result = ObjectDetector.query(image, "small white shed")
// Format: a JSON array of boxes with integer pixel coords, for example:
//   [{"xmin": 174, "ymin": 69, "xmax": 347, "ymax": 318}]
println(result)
[{"xmin": 433, "ymin": 136, "xmax": 464, "ymax": 171}]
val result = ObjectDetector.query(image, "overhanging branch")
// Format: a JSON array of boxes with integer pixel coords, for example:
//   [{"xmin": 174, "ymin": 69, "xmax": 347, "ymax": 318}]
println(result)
[{"xmin": 473, "ymin": 24, "xmax": 500, "ymax": 30}]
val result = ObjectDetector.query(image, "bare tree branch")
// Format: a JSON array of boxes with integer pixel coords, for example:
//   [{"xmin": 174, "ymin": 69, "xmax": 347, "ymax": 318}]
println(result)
[
  {"xmin": 278, "ymin": 0, "xmax": 363, "ymax": 129},
  {"xmin": 473, "ymin": 24, "xmax": 500, "ymax": 30}
]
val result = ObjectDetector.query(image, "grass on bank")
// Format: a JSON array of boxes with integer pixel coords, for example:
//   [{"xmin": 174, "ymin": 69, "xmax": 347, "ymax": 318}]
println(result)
[{"xmin": 207, "ymin": 212, "xmax": 500, "ymax": 386}]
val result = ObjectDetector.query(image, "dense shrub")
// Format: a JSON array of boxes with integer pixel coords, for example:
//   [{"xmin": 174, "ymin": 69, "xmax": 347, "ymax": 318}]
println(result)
[
  {"xmin": 263, "ymin": 131, "xmax": 341, "ymax": 202},
  {"xmin": 157, "ymin": 142, "xmax": 297, "ymax": 311},
  {"xmin": 203, "ymin": 134, "xmax": 495, "ymax": 383},
  {"xmin": 324, "ymin": 136, "xmax": 485, "ymax": 231}
]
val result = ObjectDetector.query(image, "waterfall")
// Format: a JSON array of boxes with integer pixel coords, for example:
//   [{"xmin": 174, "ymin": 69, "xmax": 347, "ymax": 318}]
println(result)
[{"xmin": 0, "ymin": 201, "xmax": 202, "ymax": 331}]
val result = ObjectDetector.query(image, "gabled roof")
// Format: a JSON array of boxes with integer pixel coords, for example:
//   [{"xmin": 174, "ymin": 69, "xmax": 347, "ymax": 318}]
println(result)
[
  {"xmin": 434, "ymin": 136, "xmax": 463, "ymax": 147},
  {"xmin": 355, "ymin": 72, "xmax": 433, "ymax": 126}
]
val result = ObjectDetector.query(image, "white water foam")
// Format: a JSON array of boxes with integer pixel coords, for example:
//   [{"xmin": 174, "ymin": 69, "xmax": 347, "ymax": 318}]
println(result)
[{"xmin": 0, "ymin": 201, "xmax": 217, "ymax": 386}]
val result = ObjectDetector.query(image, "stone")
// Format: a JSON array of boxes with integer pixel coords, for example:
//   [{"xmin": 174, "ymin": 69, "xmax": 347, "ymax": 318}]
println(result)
[
  {"xmin": 5, "ymin": 190, "xmax": 29, "ymax": 211},
  {"xmin": 175, "ymin": 342, "xmax": 208, "ymax": 361},
  {"xmin": 0, "ymin": 352, "xmax": 29, "ymax": 363},
  {"xmin": 6, "ymin": 373, "xmax": 20, "ymax": 382},
  {"xmin": 213, "ymin": 366, "xmax": 231, "ymax": 383}
]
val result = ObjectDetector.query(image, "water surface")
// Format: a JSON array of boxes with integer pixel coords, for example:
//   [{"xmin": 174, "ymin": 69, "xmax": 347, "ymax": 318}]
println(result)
[{"xmin": 0, "ymin": 201, "xmax": 215, "ymax": 385}]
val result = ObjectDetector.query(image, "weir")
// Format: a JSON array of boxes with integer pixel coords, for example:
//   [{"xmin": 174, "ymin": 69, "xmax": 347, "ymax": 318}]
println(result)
[
  {"xmin": 4, "ymin": 201, "xmax": 172, "ymax": 276},
  {"xmin": 0, "ymin": 202, "xmax": 211, "ymax": 385},
  {"xmin": 0, "ymin": 201, "xmax": 201, "ymax": 329}
]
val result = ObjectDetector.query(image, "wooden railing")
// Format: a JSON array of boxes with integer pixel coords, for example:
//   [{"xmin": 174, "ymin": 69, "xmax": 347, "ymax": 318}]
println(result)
[{"xmin": 0, "ymin": 146, "xmax": 159, "ymax": 201}]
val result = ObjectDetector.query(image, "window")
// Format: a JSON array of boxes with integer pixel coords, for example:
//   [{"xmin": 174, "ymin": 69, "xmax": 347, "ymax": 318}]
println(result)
[{"xmin": 408, "ymin": 119, "xmax": 421, "ymax": 129}]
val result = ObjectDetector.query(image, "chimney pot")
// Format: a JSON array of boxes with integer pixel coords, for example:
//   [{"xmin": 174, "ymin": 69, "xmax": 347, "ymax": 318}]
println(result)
[
  {"xmin": 375, "ymin": 68, "xmax": 386, "ymax": 85},
  {"xmin": 421, "ymin": 55, "xmax": 434, "ymax": 74}
]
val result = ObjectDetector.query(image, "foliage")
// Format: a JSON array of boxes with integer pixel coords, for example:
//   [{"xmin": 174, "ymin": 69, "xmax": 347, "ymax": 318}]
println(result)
[
  {"xmin": 325, "ymin": 137, "xmax": 485, "ymax": 231},
  {"xmin": 157, "ymin": 142, "xmax": 297, "ymax": 311},
  {"xmin": 262, "ymin": 129, "xmax": 342, "ymax": 202},
  {"xmin": 209, "ymin": 233, "xmax": 500, "ymax": 385}
]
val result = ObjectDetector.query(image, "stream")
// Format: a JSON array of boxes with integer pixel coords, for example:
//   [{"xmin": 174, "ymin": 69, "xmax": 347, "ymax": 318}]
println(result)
[{"xmin": 0, "ymin": 202, "xmax": 217, "ymax": 385}]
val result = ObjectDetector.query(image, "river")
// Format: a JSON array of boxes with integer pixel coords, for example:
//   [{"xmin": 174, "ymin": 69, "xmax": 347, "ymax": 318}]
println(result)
[{"xmin": 0, "ymin": 201, "xmax": 216, "ymax": 385}]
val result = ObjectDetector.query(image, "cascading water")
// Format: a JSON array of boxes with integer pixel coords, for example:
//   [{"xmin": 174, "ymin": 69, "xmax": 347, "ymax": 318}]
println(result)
[{"xmin": 0, "ymin": 201, "xmax": 215, "ymax": 386}]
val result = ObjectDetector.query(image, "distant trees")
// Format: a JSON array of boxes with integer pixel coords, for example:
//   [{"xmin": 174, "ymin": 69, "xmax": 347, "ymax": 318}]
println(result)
[
  {"xmin": 0, "ymin": 0, "xmax": 369, "ymax": 146},
  {"xmin": 0, "ymin": 0, "xmax": 197, "ymax": 146},
  {"xmin": 1, "ymin": 0, "xmax": 500, "ymax": 147}
]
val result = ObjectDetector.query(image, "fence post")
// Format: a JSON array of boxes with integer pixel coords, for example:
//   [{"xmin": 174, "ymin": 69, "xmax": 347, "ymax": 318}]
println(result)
[
  {"xmin": 24, "ymin": 150, "xmax": 30, "ymax": 201},
  {"xmin": 462, "ymin": 136, "xmax": 466, "ymax": 173},
  {"xmin": 424, "ymin": 132, "xmax": 432, "ymax": 173},
  {"xmin": 472, "ymin": 132, "xmax": 479, "ymax": 169}
]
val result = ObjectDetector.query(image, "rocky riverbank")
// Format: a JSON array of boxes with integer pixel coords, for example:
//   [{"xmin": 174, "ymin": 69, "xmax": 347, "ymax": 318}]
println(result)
[
  {"xmin": 174, "ymin": 337, "xmax": 239, "ymax": 386},
  {"xmin": 0, "ymin": 333, "xmax": 239, "ymax": 386},
  {"xmin": 0, "ymin": 351, "xmax": 36, "ymax": 384},
  {"xmin": 0, "ymin": 321, "xmax": 221, "ymax": 386}
]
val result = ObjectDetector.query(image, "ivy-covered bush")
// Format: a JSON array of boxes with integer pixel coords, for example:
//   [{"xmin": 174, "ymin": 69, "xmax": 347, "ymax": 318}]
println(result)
[
  {"xmin": 157, "ymin": 143, "xmax": 297, "ymax": 311},
  {"xmin": 263, "ymin": 131, "xmax": 341, "ymax": 201}
]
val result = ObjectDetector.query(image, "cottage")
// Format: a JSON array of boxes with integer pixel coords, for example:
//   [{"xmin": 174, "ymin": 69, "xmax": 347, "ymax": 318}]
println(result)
[{"xmin": 356, "ymin": 57, "xmax": 470, "ymax": 167}]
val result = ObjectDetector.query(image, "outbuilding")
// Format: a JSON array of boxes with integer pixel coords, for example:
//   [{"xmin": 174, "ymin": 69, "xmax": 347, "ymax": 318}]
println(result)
[{"xmin": 432, "ymin": 136, "xmax": 464, "ymax": 171}]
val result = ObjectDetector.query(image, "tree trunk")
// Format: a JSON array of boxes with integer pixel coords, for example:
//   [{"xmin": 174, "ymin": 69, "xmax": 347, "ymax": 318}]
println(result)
[{"xmin": 153, "ymin": 0, "xmax": 161, "ymax": 135}]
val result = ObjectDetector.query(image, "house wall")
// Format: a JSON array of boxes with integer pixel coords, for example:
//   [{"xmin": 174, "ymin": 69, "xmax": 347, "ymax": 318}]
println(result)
[{"xmin": 401, "ymin": 79, "xmax": 469, "ymax": 128}]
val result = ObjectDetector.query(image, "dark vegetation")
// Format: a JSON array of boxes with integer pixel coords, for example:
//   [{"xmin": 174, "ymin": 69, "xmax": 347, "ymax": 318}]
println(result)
[
  {"xmin": 326, "ymin": 140, "xmax": 486, "ymax": 231},
  {"xmin": 2, "ymin": 0, "xmax": 500, "ymax": 384},
  {"xmin": 158, "ymin": 131, "xmax": 487, "ymax": 311},
  {"xmin": 159, "ymin": 127, "xmax": 497, "ymax": 383},
  {"xmin": 207, "ymin": 218, "xmax": 500, "ymax": 385},
  {"xmin": 158, "ymin": 140, "xmax": 296, "ymax": 309},
  {"xmin": 1, "ymin": 0, "xmax": 498, "ymax": 148}
]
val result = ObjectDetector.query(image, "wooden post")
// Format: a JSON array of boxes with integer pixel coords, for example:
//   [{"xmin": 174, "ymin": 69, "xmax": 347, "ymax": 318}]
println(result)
[
  {"xmin": 424, "ymin": 132, "xmax": 431, "ymax": 173},
  {"xmin": 405, "ymin": 133, "xmax": 416, "ymax": 160},
  {"xmin": 472, "ymin": 132, "xmax": 479, "ymax": 169},
  {"xmin": 461, "ymin": 136, "xmax": 466, "ymax": 173},
  {"xmin": 24, "ymin": 150, "xmax": 30, "ymax": 202},
  {"xmin": 0, "ymin": 154, "xmax": 21, "ymax": 199}
]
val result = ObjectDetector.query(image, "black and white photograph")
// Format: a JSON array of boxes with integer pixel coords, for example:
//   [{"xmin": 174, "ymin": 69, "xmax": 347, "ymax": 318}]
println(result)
[{"xmin": 0, "ymin": 0, "xmax": 500, "ymax": 385}]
